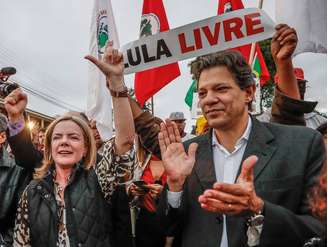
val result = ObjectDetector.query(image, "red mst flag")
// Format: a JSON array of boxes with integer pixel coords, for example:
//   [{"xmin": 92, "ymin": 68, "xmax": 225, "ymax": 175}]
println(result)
[
  {"xmin": 218, "ymin": 0, "xmax": 270, "ymax": 86},
  {"xmin": 134, "ymin": 0, "xmax": 181, "ymax": 106}
]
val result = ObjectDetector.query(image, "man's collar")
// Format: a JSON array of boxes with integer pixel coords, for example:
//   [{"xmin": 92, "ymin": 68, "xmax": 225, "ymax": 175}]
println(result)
[
  {"xmin": 212, "ymin": 115, "xmax": 252, "ymax": 149},
  {"xmin": 239, "ymin": 115, "xmax": 252, "ymax": 142}
]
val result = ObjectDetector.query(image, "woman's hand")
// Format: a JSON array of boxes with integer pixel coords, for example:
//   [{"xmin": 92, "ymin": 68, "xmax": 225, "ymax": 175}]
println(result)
[{"xmin": 85, "ymin": 41, "xmax": 124, "ymax": 91}]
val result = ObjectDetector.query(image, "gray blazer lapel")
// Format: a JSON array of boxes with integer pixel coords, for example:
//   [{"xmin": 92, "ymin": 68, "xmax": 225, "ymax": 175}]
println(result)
[
  {"xmin": 237, "ymin": 117, "xmax": 277, "ymax": 181},
  {"xmin": 193, "ymin": 130, "xmax": 217, "ymax": 190},
  {"xmin": 228, "ymin": 118, "xmax": 277, "ymax": 245}
]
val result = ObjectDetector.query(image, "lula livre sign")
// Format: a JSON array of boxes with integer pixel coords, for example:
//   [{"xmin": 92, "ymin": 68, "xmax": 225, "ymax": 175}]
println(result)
[{"xmin": 121, "ymin": 8, "xmax": 275, "ymax": 74}]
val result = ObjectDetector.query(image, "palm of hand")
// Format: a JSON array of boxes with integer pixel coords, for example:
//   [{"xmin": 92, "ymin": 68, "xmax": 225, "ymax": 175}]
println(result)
[{"xmin": 162, "ymin": 143, "xmax": 195, "ymax": 181}]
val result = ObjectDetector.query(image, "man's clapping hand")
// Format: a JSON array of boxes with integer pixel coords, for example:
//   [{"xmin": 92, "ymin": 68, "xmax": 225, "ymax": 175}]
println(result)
[{"xmin": 199, "ymin": 155, "xmax": 264, "ymax": 215}]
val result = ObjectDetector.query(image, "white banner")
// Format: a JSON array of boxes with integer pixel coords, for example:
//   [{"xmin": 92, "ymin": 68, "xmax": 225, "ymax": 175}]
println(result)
[
  {"xmin": 276, "ymin": 0, "xmax": 327, "ymax": 56},
  {"xmin": 87, "ymin": 0, "xmax": 120, "ymax": 141},
  {"xmin": 122, "ymin": 8, "xmax": 275, "ymax": 74}
]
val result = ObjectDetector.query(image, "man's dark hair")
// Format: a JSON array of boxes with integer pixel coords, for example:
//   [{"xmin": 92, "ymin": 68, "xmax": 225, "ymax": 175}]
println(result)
[{"xmin": 190, "ymin": 50, "xmax": 255, "ymax": 90}]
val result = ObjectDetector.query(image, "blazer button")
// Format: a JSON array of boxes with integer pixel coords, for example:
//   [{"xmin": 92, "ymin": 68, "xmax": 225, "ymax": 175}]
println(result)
[
  {"xmin": 78, "ymin": 243, "xmax": 82, "ymax": 247},
  {"xmin": 37, "ymin": 185, "xmax": 42, "ymax": 190}
]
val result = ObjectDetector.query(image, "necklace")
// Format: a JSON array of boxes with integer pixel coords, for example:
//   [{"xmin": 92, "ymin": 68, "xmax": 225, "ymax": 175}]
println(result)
[{"xmin": 53, "ymin": 170, "xmax": 71, "ymax": 201}]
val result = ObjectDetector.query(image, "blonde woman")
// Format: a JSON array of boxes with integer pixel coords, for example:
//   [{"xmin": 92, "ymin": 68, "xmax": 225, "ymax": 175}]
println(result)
[{"xmin": 13, "ymin": 42, "xmax": 136, "ymax": 247}]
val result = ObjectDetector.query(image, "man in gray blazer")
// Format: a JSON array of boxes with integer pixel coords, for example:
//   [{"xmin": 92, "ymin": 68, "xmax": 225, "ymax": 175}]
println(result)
[{"xmin": 158, "ymin": 25, "xmax": 325, "ymax": 247}]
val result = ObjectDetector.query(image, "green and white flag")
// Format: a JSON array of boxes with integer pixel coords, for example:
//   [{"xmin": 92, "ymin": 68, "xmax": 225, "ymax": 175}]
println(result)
[
  {"xmin": 185, "ymin": 80, "xmax": 202, "ymax": 119},
  {"xmin": 87, "ymin": 0, "xmax": 120, "ymax": 140},
  {"xmin": 184, "ymin": 80, "xmax": 196, "ymax": 109},
  {"xmin": 251, "ymin": 67, "xmax": 262, "ymax": 115}
]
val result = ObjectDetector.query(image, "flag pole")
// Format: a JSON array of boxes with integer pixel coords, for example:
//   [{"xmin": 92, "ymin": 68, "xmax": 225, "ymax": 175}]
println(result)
[
  {"xmin": 151, "ymin": 96, "xmax": 154, "ymax": 116},
  {"xmin": 248, "ymin": 0, "xmax": 264, "ymax": 65}
]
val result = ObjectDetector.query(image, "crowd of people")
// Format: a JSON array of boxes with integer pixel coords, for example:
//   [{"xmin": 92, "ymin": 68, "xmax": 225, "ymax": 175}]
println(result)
[{"xmin": 0, "ymin": 24, "xmax": 326, "ymax": 247}]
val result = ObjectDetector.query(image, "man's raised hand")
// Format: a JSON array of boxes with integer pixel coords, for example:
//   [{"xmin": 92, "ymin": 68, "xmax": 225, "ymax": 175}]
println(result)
[{"xmin": 158, "ymin": 120, "xmax": 198, "ymax": 192}]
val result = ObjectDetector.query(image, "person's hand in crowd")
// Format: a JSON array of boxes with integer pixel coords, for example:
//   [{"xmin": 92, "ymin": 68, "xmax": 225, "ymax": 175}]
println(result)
[
  {"xmin": 146, "ymin": 183, "xmax": 163, "ymax": 199},
  {"xmin": 4, "ymin": 88, "xmax": 27, "ymax": 123},
  {"xmin": 128, "ymin": 183, "xmax": 148, "ymax": 197},
  {"xmin": 271, "ymin": 23, "xmax": 300, "ymax": 99},
  {"xmin": 271, "ymin": 24, "xmax": 298, "ymax": 64},
  {"xmin": 85, "ymin": 40, "xmax": 124, "ymax": 91},
  {"xmin": 199, "ymin": 155, "xmax": 264, "ymax": 215},
  {"xmin": 159, "ymin": 120, "xmax": 198, "ymax": 192},
  {"xmin": 127, "ymin": 183, "xmax": 163, "ymax": 200}
]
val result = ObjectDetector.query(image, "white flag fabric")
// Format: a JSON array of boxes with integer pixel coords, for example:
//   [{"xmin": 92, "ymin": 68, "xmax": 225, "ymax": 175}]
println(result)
[
  {"xmin": 276, "ymin": 0, "xmax": 327, "ymax": 56},
  {"xmin": 87, "ymin": 0, "xmax": 120, "ymax": 140}
]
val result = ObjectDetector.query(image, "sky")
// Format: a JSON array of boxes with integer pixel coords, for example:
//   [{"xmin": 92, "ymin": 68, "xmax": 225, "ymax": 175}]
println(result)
[{"xmin": 0, "ymin": 0, "xmax": 326, "ymax": 131}]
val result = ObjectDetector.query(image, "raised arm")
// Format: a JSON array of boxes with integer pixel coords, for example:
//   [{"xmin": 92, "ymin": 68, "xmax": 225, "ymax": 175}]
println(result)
[
  {"xmin": 4, "ymin": 88, "xmax": 43, "ymax": 169},
  {"xmin": 271, "ymin": 24, "xmax": 299, "ymax": 100},
  {"xmin": 85, "ymin": 42, "xmax": 137, "ymax": 201},
  {"xmin": 157, "ymin": 120, "xmax": 197, "ymax": 236},
  {"xmin": 85, "ymin": 41, "xmax": 135, "ymax": 155},
  {"xmin": 270, "ymin": 24, "xmax": 313, "ymax": 126},
  {"xmin": 159, "ymin": 120, "xmax": 197, "ymax": 192}
]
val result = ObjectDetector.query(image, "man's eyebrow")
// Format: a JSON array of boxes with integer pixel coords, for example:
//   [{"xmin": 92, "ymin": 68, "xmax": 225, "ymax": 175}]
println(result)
[{"xmin": 198, "ymin": 82, "xmax": 229, "ymax": 90}]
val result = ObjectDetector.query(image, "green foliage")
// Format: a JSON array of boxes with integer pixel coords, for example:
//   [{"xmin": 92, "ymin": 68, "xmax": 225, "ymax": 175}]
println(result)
[{"xmin": 259, "ymin": 38, "xmax": 276, "ymax": 109}]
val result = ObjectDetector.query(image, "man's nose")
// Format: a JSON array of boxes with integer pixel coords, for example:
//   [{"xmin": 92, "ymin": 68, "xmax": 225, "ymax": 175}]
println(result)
[{"xmin": 202, "ymin": 91, "xmax": 219, "ymax": 105}]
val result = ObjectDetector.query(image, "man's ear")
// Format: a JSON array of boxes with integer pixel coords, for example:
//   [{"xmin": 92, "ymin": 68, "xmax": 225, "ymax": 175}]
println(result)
[{"xmin": 244, "ymin": 84, "xmax": 256, "ymax": 104}]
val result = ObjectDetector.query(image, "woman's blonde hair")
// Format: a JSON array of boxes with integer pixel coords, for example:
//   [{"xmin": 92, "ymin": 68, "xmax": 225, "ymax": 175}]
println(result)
[{"xmin": 34, "ymin": 115, "xmax": 97, "ymax": 179}]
